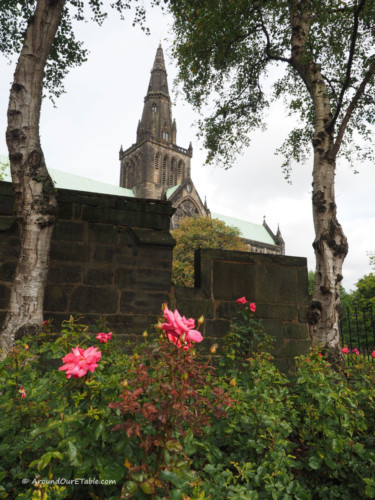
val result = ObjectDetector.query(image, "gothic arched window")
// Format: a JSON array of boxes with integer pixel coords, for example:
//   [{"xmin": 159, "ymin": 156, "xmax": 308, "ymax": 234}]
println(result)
[
  {"xmin": 177, "ymin": 160, "xmax": 183, "ymax": 179},
  {"xmin": 162, "ymin": 131, "xmax": 169, "ymax": 139},
  {"xmin": 170, "ymin": 158, "xmax": 175, "ymax": 186},
  {"xmin": 162, "ymin": 156, "xmax": 167, "ymax": 184},
  {"xmin": 154, "ymin": 152, "xmax": 160, "ymax": 170},
  {"xmin": 152, "ymin": 103, "xmax": 158, "ymax": 113}
]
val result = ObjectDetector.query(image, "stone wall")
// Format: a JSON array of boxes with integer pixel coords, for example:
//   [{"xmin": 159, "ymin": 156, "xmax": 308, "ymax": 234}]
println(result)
[
  {"xmin": 0, "ymin": 181, "xmax": 175, "ymax": 341},
  {"xmin": 173, "ymin": 249, "xmax": 311, "ymax": 370},
  {"xmin": 0, "ymin": 181, "xmax": 310, "ymax": 367}
]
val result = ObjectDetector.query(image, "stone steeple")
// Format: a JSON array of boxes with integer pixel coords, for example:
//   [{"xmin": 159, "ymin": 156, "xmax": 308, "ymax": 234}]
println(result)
[{"xmin": 137, "ymin": 44, "xmax": 173, "ymax": 144}]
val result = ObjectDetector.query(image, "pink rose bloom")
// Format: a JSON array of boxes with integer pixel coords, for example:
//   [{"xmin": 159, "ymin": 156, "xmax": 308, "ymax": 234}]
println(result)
[
  {"xmin": 372, "ymin": 351, "xmax": 375, "ymax": 359},
  {"xmin": 19, "ymin": 386, "xmax": 26, "ymax": 399},
  {"xmin": 237, "ymin": 297, "xmax": 247, "ymax": 304},
  {"xmin": 352, "ymin": 348, "xmax": 359, "ymax": 355},
  {"xmin": 160, "ymin": 308, "xmax": 203, "ymax": 350},
  {"xmin": 341, "ymin": 347, "xmax": 350, "ymax": 354},
  {"xmin": 59, "ymin": 346, "xmax": 101, "ymax": 379},
  {"xmin": 249, "ymin": 303, "xmax": 256, "ymax": 312},
  {"xmin": 96, "ymin": 332, "xmax": 113, "ymax": 343}
]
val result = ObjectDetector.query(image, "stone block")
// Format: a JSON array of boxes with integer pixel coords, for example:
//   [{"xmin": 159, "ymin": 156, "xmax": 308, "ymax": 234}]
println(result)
[
  {"xmin": 50, "ymin": 241, "xmax": 90, "ymax": 263},
  {"xmin": 129, "ymin": 228, "xmax": 175, "ymax": 247},
  {"xmin": 53, "ymin": 221, "xmax": 85, "ymax": 242},
  {"xmin": 259, "ymin": 318, "xmax": 284, "ymax": 345},
  {"xmin": 0, "ymin": 284, "xmax": 10, "ymax": 309},
  {"xmin": 215, "ymin": 301, "xmax": 239, "ymax": 319},
  {"xmin": 88, "ymin": 224, "xmax": 118, "ymax": 245},
  {"xmin": 84, "ymin": 268, "xmax": 114, "ymax": 286},
  {"xmin": 44, "ymin": 285, "xmax": 68, "ymax": 312},
  {"xmin": 136, "ymin": 268, "xmax": 171, "ymax": 291},
  {"xmin": 120, "ymin": 290, "xmax": 169, "ymax": 314},
  {"xmin": 212, "ymin": 261, "xmax": 257, "ymax": 301},
  {"xmin": 117, "ymin": 229, "xmax": 136, "ymax": 246},
  {"xmin": 93, "ymin": 246, "xmax": 117, "ymax": 263},
  {"xmin": 0, "ymin": 261, "xmax": 16, "ymax": 282},
  {"xmin": 256, "ymin": 265, "xmax": 299, "ymax": 304},
  {"xmin": 109, "ymin": 314, "xmax": 158, "ymax": 334},
  {"xmin": 48, "ymin": 265, "xmax": 82, "ymax": 283},
  {"xmin": 174, "ymin": 299, "xmax": 214, "ymax": 320},
  {"xmin": 71, "ymin": 286, "xmax": 119, "ymax": 314},
  {"xmin": 283, "ymin": 323, "xmax": 310, "ymax": 340},
  {"xmin": 204, "ymin": 319, "xmax": 231, "ymax": 339},
  {"xmin": 0, "ymin": 236, "xmax": 19, "ymax": 260},
  {"xmin": 255, "ymin": 303, "xmax": 297, "ymax": 321},
  {"xmin": 57, "ymin": 202, "xmax": 73, "ymax": 219},
  {"xmin": 0, "ymin": 196, "xmax": 14, "ymax": 215},
  {"xmin": 0, "ymin": 216, "xmax": 17, "ymax": 232},
  {"xmin": 114, "ymin": 267, "xmax": 136, "ymax": 287},
  {"xmin": 174, "ymin": 286, "xmax": 203, "ymax": 300}
]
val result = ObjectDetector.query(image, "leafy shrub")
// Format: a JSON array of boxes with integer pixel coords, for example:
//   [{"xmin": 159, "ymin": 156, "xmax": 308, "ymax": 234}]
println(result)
[{"xmin": 1, "ymin": 303, "xmax": 375, "ymax": 499}]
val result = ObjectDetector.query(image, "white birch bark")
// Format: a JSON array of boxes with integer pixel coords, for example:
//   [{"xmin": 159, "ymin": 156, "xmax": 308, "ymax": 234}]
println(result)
[{"xmin": 0, "ymin": 0, "xmax": 65, "ymax": 359}]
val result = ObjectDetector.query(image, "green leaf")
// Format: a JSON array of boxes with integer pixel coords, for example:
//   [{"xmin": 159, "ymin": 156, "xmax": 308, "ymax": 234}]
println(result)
[
  {"xmin": 140, "ymin": 480, "xmax": 156, "ymax": 495},
  {"xmin": 160, "ymin": 470, "xmax": 184, "ymax": 488},
  {"xmin": 170, "ymin": 489, "xmax": 183, "ymax": 500},
  {"xmin": 308, "ymin": 455, "xmax": 322, "ymax": 470},
  {"xmin": 99, "ymin": 462, "xmax": 125, "ymax": 483},
  {"xmin": 166, "ymin": 439, "xmax": 183, "ymax": 452},
  {"xmin": 122, "ymin": 481, "xmax": 138, "ymax": 496},
  {"xmin": 93, "ymin": 420, "xmax": 105, "ymax": 441}
]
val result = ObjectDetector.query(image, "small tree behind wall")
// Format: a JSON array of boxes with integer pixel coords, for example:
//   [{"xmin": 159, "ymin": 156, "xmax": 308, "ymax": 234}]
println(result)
[{"xmin": 172, "ymin": 217, "xmax": 248, "ymax": 287}]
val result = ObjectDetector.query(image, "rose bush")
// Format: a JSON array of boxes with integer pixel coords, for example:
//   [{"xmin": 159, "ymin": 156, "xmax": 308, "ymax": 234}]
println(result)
[{"xmin": 0, "ymin": 304, "xmax": 375, "ymax": 499}]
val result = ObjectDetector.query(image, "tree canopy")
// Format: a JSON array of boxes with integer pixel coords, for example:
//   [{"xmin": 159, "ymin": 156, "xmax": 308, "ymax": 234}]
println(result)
[
  {"xmin": 167, "ymin": 0, "xmax": 375, "ymax": 174},
  {"xmin": 0, "ymin": 0, "xmax": 148, "ymax": 101},
  {"xmin": 172, "ymin": 217, "xmax": 248, "ymax": 287}
]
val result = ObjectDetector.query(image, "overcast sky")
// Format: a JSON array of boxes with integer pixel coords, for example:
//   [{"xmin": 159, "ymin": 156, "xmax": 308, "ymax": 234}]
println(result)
[{"xmin": 0, "ymin": 4, "xmax": 374, "ymax": 292}]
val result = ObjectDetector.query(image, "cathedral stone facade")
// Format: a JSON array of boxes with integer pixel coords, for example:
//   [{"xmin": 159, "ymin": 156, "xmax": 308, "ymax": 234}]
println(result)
[{"xmin": 119, "ymin": 45, "xmax": 284, "ymax": 254}]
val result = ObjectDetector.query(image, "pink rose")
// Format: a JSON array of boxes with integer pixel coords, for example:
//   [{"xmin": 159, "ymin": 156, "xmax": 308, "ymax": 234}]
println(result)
[
  {"xmin": 237, "ymin": 297, "xmax": 247, "ymax": 304},
  {"xmin": 96, "ymin": 332, "xmax": 113, "ymax": 343},
  {"xmin": 341, "ymin": 347, "xmax": 349, "ymax": 354},
  {"xmin": 19, "ymin": 386, "xmax": 26, "ymax": 399},
  {"xmin": 59, "ymin": 346, "xmax": 101, "ymax": 379},
  {"xmin": 249, "ymin": 303, "xmax": 256, "ymax": 312},
  {"xmin": 160, "ymin": 308, "xmax": 203, "ymax": 350},
  {"xmin": 372, "ymin": 351, "xmax": 375, "ymax": 359},
  {"xmin": 352, "ymin": 348, "xmax": 359, "ymax": 355}
]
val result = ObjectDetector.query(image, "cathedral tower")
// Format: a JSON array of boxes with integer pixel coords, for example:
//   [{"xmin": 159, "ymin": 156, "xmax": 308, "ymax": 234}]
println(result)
[{"xmin": 119, "ymin": 44, "xmax": 193, "ymax": 200}]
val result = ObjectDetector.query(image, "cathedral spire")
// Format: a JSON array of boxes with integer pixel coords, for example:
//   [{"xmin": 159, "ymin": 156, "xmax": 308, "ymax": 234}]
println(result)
[
  {"xmin": 138, "ymin": 44, "xmax": 173, "ymax": 143},
  {"xmin": 146, "ymin": 43, "xmax": 170, "ymax": 98}
]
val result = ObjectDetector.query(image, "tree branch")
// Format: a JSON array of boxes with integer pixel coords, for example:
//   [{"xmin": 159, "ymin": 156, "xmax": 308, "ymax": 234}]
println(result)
[
  {"xmin": 260, "ymin": 16, "xmax": 291, "ymax": 64},
  {"xmin": 332, "ymin": 60, "xmax": 375, "ymax": 157},
  {"xmin": 329, "ymin": 0, "xmax": 366, "ymax": 132}
]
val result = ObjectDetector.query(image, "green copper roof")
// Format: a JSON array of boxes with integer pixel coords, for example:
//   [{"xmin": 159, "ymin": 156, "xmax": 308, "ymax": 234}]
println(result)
[
  {"xmin": 166, "ymin": 184, "xmax": 180, "ymax": 199},
  {"xmin": 211, "ymin": 212, "xmax": 275, "ymax": 245},
  {"xmin": 0, "ymin": 156, "xmax": 135, "ymax": 197}
]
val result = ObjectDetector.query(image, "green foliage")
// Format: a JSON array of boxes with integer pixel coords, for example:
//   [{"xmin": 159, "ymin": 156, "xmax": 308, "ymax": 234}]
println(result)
[
  {"xmin": 109, "ymin": 330, "xmax": 234, "ymax": 498},
  {"xmin": 171, "ymin": 217, "xmax": 248, "ymax": 287},
  {"xmin": 167, "ymin": 0, "xmax": 375, "ymax": 172},
  {"xmin": 0, "ymin": 0, "xmax": 150, "ymax": 101},
  {"xmin": 1, "ymin": 307, "xmax": 375, "ymax": 499},
  {"xmin": 0, "ymin": 160, "xmax": 6, "ymax": 181}
]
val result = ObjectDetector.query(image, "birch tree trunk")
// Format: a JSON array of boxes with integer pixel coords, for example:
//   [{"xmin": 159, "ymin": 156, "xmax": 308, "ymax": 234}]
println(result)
[
  {"xmin": 308, "ymin": 97, "xmax": 348, "ymax": 367},
  {"xmin": 289, "ymin": 1, "xmax": 348, "ymax": 367},
  {"xmin": 0, "ymin": 0, "xmax": 65, "ymax": 359}
]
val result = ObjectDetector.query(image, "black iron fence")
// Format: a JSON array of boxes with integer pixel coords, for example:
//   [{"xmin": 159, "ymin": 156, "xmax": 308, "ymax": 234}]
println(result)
[{"xmin": 340, "ymin": 307, "xmax": 375, "ymax": 361}]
